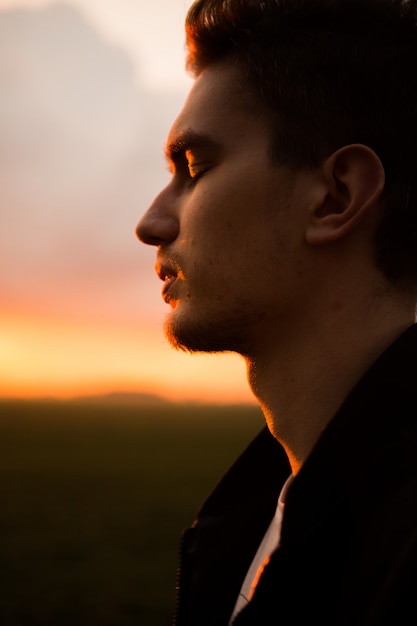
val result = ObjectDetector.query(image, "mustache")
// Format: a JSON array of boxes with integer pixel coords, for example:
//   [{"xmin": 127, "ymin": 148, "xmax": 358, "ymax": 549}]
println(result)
[{"xmin": 155, "ymin": 252, "xmax": 183, "ymax": 281}]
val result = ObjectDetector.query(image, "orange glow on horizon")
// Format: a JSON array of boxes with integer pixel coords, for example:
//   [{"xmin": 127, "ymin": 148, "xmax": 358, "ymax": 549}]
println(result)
[{"xmin": 0, "ymin": 310, "xmax": 255, "ymax": 404}]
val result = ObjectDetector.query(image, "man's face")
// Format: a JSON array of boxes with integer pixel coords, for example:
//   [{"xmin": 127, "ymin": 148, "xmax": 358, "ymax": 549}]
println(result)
[{"xmin": 136, "ymin": 62, "xmax": 312, "ymax": 357}]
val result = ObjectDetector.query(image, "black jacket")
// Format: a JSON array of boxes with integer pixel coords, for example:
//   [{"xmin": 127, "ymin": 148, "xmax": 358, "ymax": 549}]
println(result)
[{"xmin": 174, "ymin": 325, "xmax": 417, "ymax": 625}]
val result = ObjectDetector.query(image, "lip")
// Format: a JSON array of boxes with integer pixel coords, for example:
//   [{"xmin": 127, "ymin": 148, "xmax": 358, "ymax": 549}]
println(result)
[
  {"xmin": 155, "ymin": 259, "xmax": 177, "ymax": 282},
  {"xmin": 162, "ymin": 275, "xmax": 178, "ymax": 303},
  {"xmin": 155, "ymin": 260, "xmax": 179, "ymax": 304}
]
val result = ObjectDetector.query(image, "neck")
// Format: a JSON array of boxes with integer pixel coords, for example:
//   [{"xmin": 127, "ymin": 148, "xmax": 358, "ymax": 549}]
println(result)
[{"xmin": 245, "ymin": 287, "xmax": 415, "ymax": 475}]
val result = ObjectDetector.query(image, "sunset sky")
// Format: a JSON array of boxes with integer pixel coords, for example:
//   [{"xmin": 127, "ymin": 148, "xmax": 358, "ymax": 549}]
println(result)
[{"xmin": 0, "ymin": 0, "xmax": 255, "ymax": 404}]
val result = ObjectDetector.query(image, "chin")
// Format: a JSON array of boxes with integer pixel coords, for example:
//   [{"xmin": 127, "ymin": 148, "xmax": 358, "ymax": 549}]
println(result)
[
  {"xmin": 164, "ymin": 315, "xmax": 214, "ymax": 353},
  {"xmin": 163, "ymin": 309, "xmax": 251, "ymax": 356}
]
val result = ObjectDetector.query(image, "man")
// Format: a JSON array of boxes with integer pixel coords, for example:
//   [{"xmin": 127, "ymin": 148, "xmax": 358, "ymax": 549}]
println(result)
[{"xmin": 136, "ymin": 0, "xmax": 417, "ymax": 623}]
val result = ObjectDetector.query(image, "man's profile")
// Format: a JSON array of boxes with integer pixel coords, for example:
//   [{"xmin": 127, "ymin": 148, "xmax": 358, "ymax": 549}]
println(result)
[{"xmin": 137, "ymin": 0, "xmax": 417, "ymax": 624}]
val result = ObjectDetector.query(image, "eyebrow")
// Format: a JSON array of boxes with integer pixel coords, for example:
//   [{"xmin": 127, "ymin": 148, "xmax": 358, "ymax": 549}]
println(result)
[{"xmin": 164, "ymin": 131, "xmax": 222, "ymax": 165}]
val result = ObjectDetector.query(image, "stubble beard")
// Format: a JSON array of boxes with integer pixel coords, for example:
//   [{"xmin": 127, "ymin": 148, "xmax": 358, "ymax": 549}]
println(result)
[{"xmin": 163, "ymin": 306, "xmax": 262, "ymax": 357}]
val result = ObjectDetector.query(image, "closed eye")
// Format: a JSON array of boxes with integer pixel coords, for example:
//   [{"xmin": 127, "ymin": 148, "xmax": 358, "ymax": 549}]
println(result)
[
  {"xmin": 165, "ymin": 153, "xmax": 208, "ymax": 185},
  {"xmin": 188, "ymin": 162, "xmax": 209, "ymax": 183},
  {"xmin": 163, "ymin": 132, "xmax": 220, "ymax": 185}
]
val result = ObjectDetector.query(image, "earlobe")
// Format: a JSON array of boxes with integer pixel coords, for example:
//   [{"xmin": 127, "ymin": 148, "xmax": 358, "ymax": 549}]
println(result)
[{"xmin": 305, "ymin": 144, "xmax": 385, "ymax": 246}]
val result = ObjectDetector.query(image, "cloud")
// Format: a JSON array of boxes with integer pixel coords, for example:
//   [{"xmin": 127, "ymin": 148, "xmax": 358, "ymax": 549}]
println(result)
[{"xmin": 0, "ymin": 2, "xmax": 186, "ymax": 323}]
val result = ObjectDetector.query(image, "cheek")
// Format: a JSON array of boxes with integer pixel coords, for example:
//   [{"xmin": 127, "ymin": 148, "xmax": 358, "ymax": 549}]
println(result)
[
  {"xmin": 179, "ymin": 171, "xmax": 288, "ymax": 267},
  {"xmin": 180, "ymin": 196, "xmax": 236, "ymax": 259}
]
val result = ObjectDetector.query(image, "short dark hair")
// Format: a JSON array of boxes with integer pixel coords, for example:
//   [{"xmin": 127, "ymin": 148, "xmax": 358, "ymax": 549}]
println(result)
[{"xmin": 185, "ymin": 0, "xmax": 417, "ymax": 288}]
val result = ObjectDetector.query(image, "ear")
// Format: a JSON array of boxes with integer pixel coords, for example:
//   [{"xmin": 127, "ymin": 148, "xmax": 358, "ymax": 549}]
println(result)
[{"xmin": 305, "ymin": 144, "xmax": 385, "ymax": 246}]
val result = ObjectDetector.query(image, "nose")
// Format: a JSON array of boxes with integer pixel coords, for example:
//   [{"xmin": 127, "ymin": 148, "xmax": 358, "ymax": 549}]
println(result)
[{"xmin": 136, "ymin": 189, "xmax": 179, "ymax": 246}]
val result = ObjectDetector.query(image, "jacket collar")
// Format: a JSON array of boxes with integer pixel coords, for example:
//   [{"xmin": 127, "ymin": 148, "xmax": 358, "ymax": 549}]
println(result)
[{"xmin": 283, "ymin": 323, "xmax": 417, "ymax": 543}]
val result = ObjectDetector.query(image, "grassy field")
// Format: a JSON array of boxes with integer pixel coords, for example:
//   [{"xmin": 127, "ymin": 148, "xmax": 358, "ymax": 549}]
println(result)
[{"xmin": 0, "ymin": 399, "xmax": 264, "ymax": 626}]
